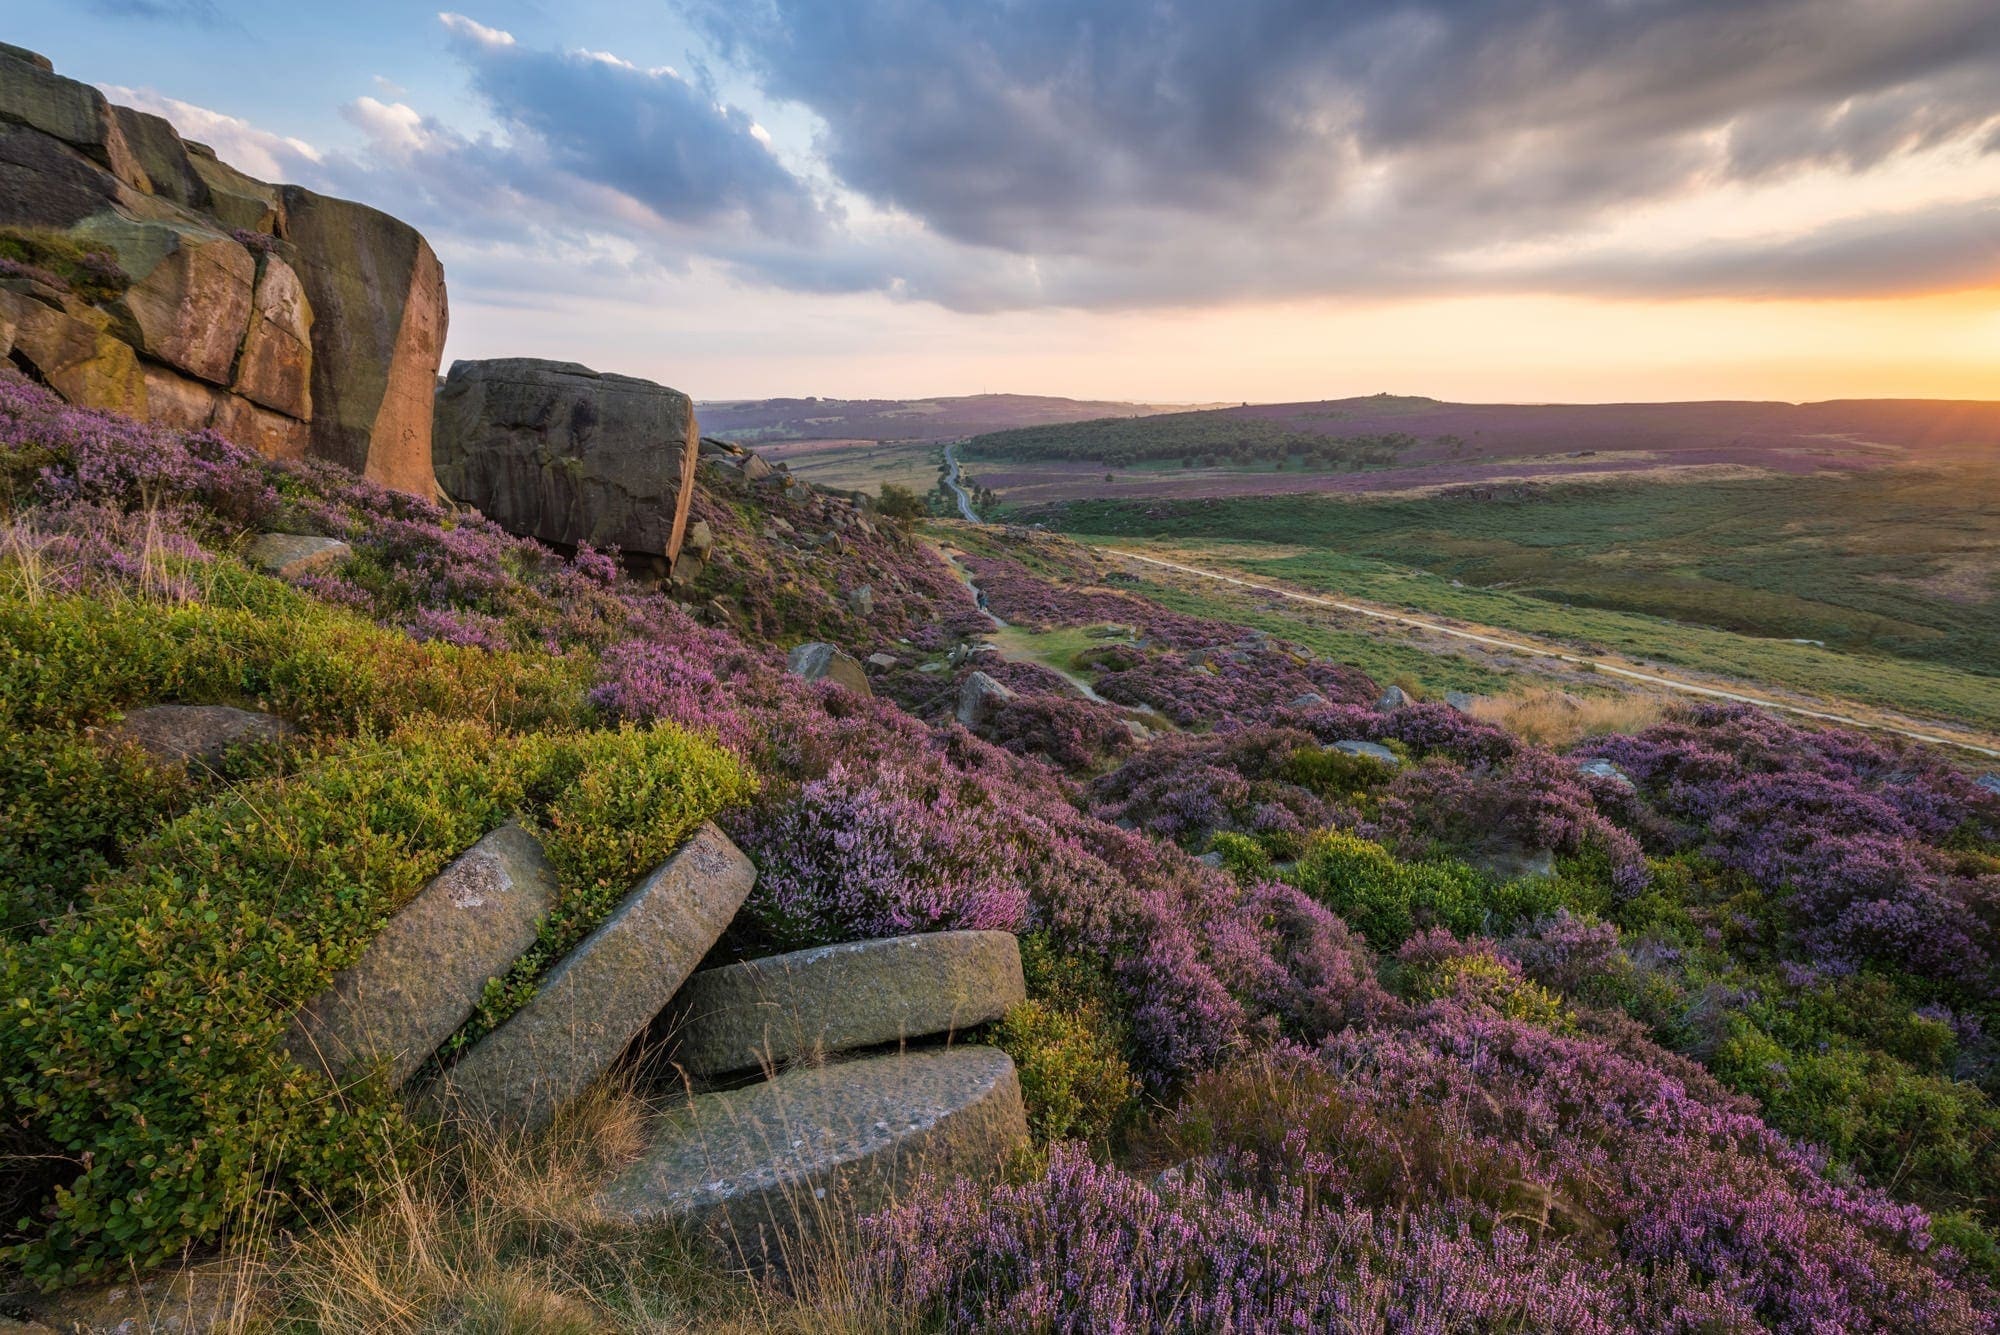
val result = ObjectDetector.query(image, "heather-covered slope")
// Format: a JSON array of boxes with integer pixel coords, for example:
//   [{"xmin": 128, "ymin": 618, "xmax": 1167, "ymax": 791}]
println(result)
[{"xmin": 2, "ymin": 380, "xmax": 1997, "ymax": 1329}]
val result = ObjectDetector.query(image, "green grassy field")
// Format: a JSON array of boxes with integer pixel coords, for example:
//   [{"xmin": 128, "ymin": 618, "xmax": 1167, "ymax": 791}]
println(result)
[
  {"xmin": 1042, "ymin": 467, "xmax": 2000, "ymax": 733},
  {"xmin": 758, "ymin": 439, "xmax": 944, "ymax": 496}
]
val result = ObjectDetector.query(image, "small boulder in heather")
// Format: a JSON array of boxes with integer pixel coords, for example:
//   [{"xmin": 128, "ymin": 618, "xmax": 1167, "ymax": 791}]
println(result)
[
  {"xmin": 668, "ymin": 930, "xmax": 1027, "ymax": 1078},
  {"xmin": 1573, "ymin": 757, "xmax": 1636, "ymax": 792},
  {"xmin": 1375, "ymin": 685, "xmax": 1411, "ymax": 712},
  {"xmin": 787, "ymin": 642, "xmax": 872, "ymax": 696},
  {"xmin": 1333, "ymin": 739, "xmax": 1399, "ymax": 767},
  {"xmin": 956, "ymin": 670, "xmax": 1017, "ymax": 728},
  {"xmin": 594, "ymin": 1046, "xmax": 1026, "ymax": 1272},
  {"xmin": 1979, "ymin": 773, "xmax": 2000, "ymax": 795},
  {"xmin": 430, "ymin": 821, "xmax": 754, "ymax": 1130},
  {"xmin": 288, "ymin": 823, "xmax": 557, "ymax": 1089},
  {"xmin": 246, "ymin": 532, "xmax": 349, "ymax": 578},
  {"xmin": 111, "ymin": 704, "xmax": 293, "ymax": 768}
]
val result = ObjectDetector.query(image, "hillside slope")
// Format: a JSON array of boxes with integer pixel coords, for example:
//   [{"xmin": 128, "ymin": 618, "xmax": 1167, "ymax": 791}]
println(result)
[{"xmin": 3, "ymin": 380, "xmax": 1997, "ymax": 1330}]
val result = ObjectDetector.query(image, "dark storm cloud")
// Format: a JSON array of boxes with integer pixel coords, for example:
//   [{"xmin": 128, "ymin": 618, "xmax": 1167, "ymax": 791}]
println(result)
[
  {"xmin": 674, "ymin": 0, "xmax": 2000, "ymax": 305},
  {"xmin": 272, "ymin": 3, "xmax": 2000, "ymax": 311}
]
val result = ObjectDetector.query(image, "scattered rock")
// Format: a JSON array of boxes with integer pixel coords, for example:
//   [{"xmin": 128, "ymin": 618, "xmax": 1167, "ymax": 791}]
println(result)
[
  {"xmin": 288, "ymin": 824, "xmax": 558, "ymax": 1089},
  {"xmin": 917, "ymin": 662, "xmax": 944, "ymax": 674},
  {"xmin": 1333, "ymin": 739, "xmax": 1400, "ymax": 766},
  {"xmin": 787, "ymin": 642, "xmax": 872, "ymax": 696},
  {"xmin": 1573, "ymin": 757, "xmax": 1636, "ymax": 792},
  {"xmin": 1444, "ymin": 691, "xmax": 1477, "ymax": 712},
  {"xmin": 244, "ymin": 532, "xmax": 350, "ymax": 578},
  {"xmin": 1375, "ymin": 685, "xmax": 1411, "ymax": 712},
  {"xmin": 740, "ymin": 452, "xmax": 774, "ymax": 482},
  {"xmin": 432, "ymin": 358, "xmax": 700, "ymax": 564},
  {"xmin": 683, "ymin": 518, "xmax": 714, "ymax": 560},
  {"xmin": 1123, "ymin": 719, "xmax": 1153, "ymax": 741},
  {"xmin": 1288, "ymin": 692, "xmax": 1329, "ymax": 710},
  {"xmin": 847, "ymin": 584, "xmax": 874, "ymax": 618},
  {"xmin": 431, "ymin": 822, "xmax": 754, "ymax": 1130},
  {"xmin": 594, "ymin": 1047, "xmax": 1026, "ymax": 1272},
  {"xmin": 1978, "ymin": 774, "xmax": 2000, "ymax": 796},
  {"xmin": 669, "ymin": 931, "xmax": 1026, "ymax": 1078},
  {"xmin": 865, "ymin": 652, "xmax": 899, "ymax": 670},
  {"xmin": 19, "ymin": 1265, "xmax": 247, "ymax": 1334},
  {"xmin": 956, "ymin": 670, "xmax": 1018, "ymax": 728},
  {"xmin": 111, "ymin": 704, "xmax": 293, "ymax": 768}
]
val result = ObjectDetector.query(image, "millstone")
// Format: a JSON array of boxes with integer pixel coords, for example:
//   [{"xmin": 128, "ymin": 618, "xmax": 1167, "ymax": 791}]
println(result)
[
  {"xmin": 428, "ymin": 821, "xmax": 754, "ymax": 1130},
  {"xmin": 594, "ymin": 1045, "xmax": 1025, "ymax": 1272},
  {"xmin": 669, "ymin": 930, "xmax": 1026, "ymax": 1078},
  {"xmin": 287, "ymin": 823, "xmax": 557, "ymax": 1088}
]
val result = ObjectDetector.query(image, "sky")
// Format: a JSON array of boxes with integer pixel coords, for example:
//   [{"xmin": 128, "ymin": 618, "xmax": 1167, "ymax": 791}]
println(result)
[{"xmin": 15, "ymin": 0, "xmax": 2000, "ymax": 404}]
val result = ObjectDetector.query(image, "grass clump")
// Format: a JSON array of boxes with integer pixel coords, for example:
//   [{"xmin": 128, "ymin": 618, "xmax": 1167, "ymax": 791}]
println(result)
[
  {"xmin": 0, "ymin": 226, "xmax": 130, "ymax": 305},
  {"xmin": 1287, "ymin": 830, "xmax": 1571, "ymax": 950}
]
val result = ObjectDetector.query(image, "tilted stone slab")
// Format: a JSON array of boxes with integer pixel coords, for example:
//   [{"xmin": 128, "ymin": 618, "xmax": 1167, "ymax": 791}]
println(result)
[
  {"xmin": 594, "ymin": 1046, "xmax": 1025, "ymax": 1271},
  {"xmin": 671, "ymin": 931, "xmax": 1026, "ymax": 1079},
  {"xmin": 288, "ymin": 823, "xmax": 557, "ymax": 1089},
  {"xmin": 432, "ymin": 821, "xmax": 755, "ymax": 1130}
]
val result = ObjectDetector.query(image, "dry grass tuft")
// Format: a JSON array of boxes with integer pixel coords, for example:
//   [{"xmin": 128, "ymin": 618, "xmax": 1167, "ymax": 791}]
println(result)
[
  {"xmin": 1469, "ymin": 686, "xmax": 1668, "ymax": 748},
  {"xmin": 234, "ymin": 1081, "xmax": 910, "ymax": 1333}
]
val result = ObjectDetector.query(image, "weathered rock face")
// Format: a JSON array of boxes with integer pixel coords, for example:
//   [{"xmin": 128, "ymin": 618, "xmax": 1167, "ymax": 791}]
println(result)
[
  {"xmin": 432, "ymin": 359, "xmax": 700, "ymax": 564},
  {"xmin": 594, "ymin": 1047, "xmax": 1026, "ymax": 1271},
  {"xmin": 0, "ymin": 47, "xmax": 445, "ymax": 494},
  {"xmin": 430, "ymin": 822, "xmax": 755, "ymax": 1130},
  {"xmin": 669, "ymin": 931, "xmax": 1027, "ymax": 1078},
  {"xmin": 288, "ymin": 824, "xmax": 558, "ymax": 1089}
]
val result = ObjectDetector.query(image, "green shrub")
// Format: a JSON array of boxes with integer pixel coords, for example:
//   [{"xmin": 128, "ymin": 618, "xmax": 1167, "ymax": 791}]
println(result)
[
  {"xmin": 1400, "ymin": 949, "xmax": 1574, "ymax": 1032},
  {"xmin": 0, "ymin": 581, "xmax": 588, "ymax": 736},
  {"xmin": 0, "ymin": 732, "xmax": 191, "ymax": 931},
  {"xmin": 0, "ymin": 716, "xmax": 750, "ymax": 1285},
  {"xmin": 996, "ymin": 1000, "xmax": 1138, "ymax": 1145},
  {"xmin": 1207, "ymin": 831, "xmax": 1273, "ymax": 880},
  {"xmin": 1277, "ymin": 745, "xmax": 1396, "ymax": 802},
  {"xmin": 1288, "ymin": 831, "xmax": 1489, "ymax": 948}
]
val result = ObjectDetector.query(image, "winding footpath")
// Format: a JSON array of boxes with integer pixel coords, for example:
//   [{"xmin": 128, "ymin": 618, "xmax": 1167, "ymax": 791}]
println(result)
[{"xmin": 938, "ymin": 445, "xmax": 1997, "ymax": 757}]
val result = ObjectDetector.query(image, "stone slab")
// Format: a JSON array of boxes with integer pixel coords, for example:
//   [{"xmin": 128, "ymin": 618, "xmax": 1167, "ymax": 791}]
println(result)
[
  {"xmin": 1333, "ymin": 739, "xmax": 1400, "ymax": 766},
  {"xmin": 786, "ymin": 642, "xmax": 872, "ymax": 696},
  {"xmin": 288, "ymin": 823, "xmax": 558, "ymax": 1089},
  {"xmin": 594, "ymin": 1046, "xmax": 1025, "ymax": 1271},
  {"xmin": 245, "ymin": 532, "xmax": 350, "ymax": 578},
  {"xmin": 671, "ymin": 930, "xmax": 1026, "ymax": 1078},
  {"xmin": 432, "ymin": 821, "xmax": 755, "ymax": 1130},
  {"xmin": 112, "ymin": 704, "xmax": 294, "ymax": 768}
]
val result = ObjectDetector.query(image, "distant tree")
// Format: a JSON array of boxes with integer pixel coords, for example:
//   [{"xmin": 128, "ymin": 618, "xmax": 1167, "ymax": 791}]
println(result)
[{"xmin": 877, "ymin": 483, "xmax": 928, "ymax": 522}]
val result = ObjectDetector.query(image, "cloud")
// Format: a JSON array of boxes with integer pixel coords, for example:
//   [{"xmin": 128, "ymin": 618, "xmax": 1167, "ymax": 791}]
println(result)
[
  {"xmin": 679, "ymin": 0, "xmax": 2000, "ymax": 307},
  {"xmin": 100, "ymin": 85, "xmax": 322, "ymax": 180}
]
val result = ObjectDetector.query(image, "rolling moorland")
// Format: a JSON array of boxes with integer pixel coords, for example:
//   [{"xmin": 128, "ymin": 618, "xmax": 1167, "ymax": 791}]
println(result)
[
  {"xmin": 5, "ymin": 376, "xmax": 2000, "ymax": 1330},
  {"xmin": 957, "ymin": 400, "xmax": 2000, "ymax": 740}
]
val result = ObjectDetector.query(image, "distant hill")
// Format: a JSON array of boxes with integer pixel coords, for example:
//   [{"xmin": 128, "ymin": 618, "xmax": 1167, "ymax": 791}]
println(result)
[
  {"xmin": 696, "ymin": 393, "xmax": 1224, "ymax": 444},
  {"xmin": 964, "ymin": 393, "xmax": 2000, "ymax": 467}
]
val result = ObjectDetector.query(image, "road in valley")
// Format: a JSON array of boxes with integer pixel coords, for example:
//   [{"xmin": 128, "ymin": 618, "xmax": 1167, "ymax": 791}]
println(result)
[
  {"xmin": 942, "ymin": 442, "xmax": 981, "ymax": 521},
  {"xmin": 936, "ymin": 447, "xmax": 1997, "ymax": 756}
]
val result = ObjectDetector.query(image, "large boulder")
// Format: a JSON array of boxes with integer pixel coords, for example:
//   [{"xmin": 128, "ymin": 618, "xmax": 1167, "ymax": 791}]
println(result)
[
  {"xmin": 670, "ymin": 931, "xmax": 1027, "ymax": 1078},
  {"xmin": 279, "ymin": 185, "xmax": 447, "ymax": 495},
  {"xmin": 430, "ymin": 822, "xmax": 755, "ymax": 1130},
  {"xmin": 0, "ymin": 52, "xmax": 447, "ymax": 491},
  {"xmin": 288, "ymin": 824, "xmax": 558, "ymax": 1088},
  {"xmin": 786, "ymin": 642, "xmax": 873, "ymax": 696},
  {"xmin": 594, "ymin": 1046, "xmax": 1026, "ymax": 1271},
  {"xmin": 956, "ymin": 670, "xmax": 1018, "ymax": 728},
  {"xmin": 432, "ymin": 358, "xmax": 700, "ymax": 563}
]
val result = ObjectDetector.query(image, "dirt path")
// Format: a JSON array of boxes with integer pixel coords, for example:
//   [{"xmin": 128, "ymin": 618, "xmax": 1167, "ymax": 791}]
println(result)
[
  {"xmin": 942, "ymin": 443, "xmax": 981, "ymax": 521},
  {"xmin": 1107, "ymin": 549, "xmax": 2000, "ymax": 759}
]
